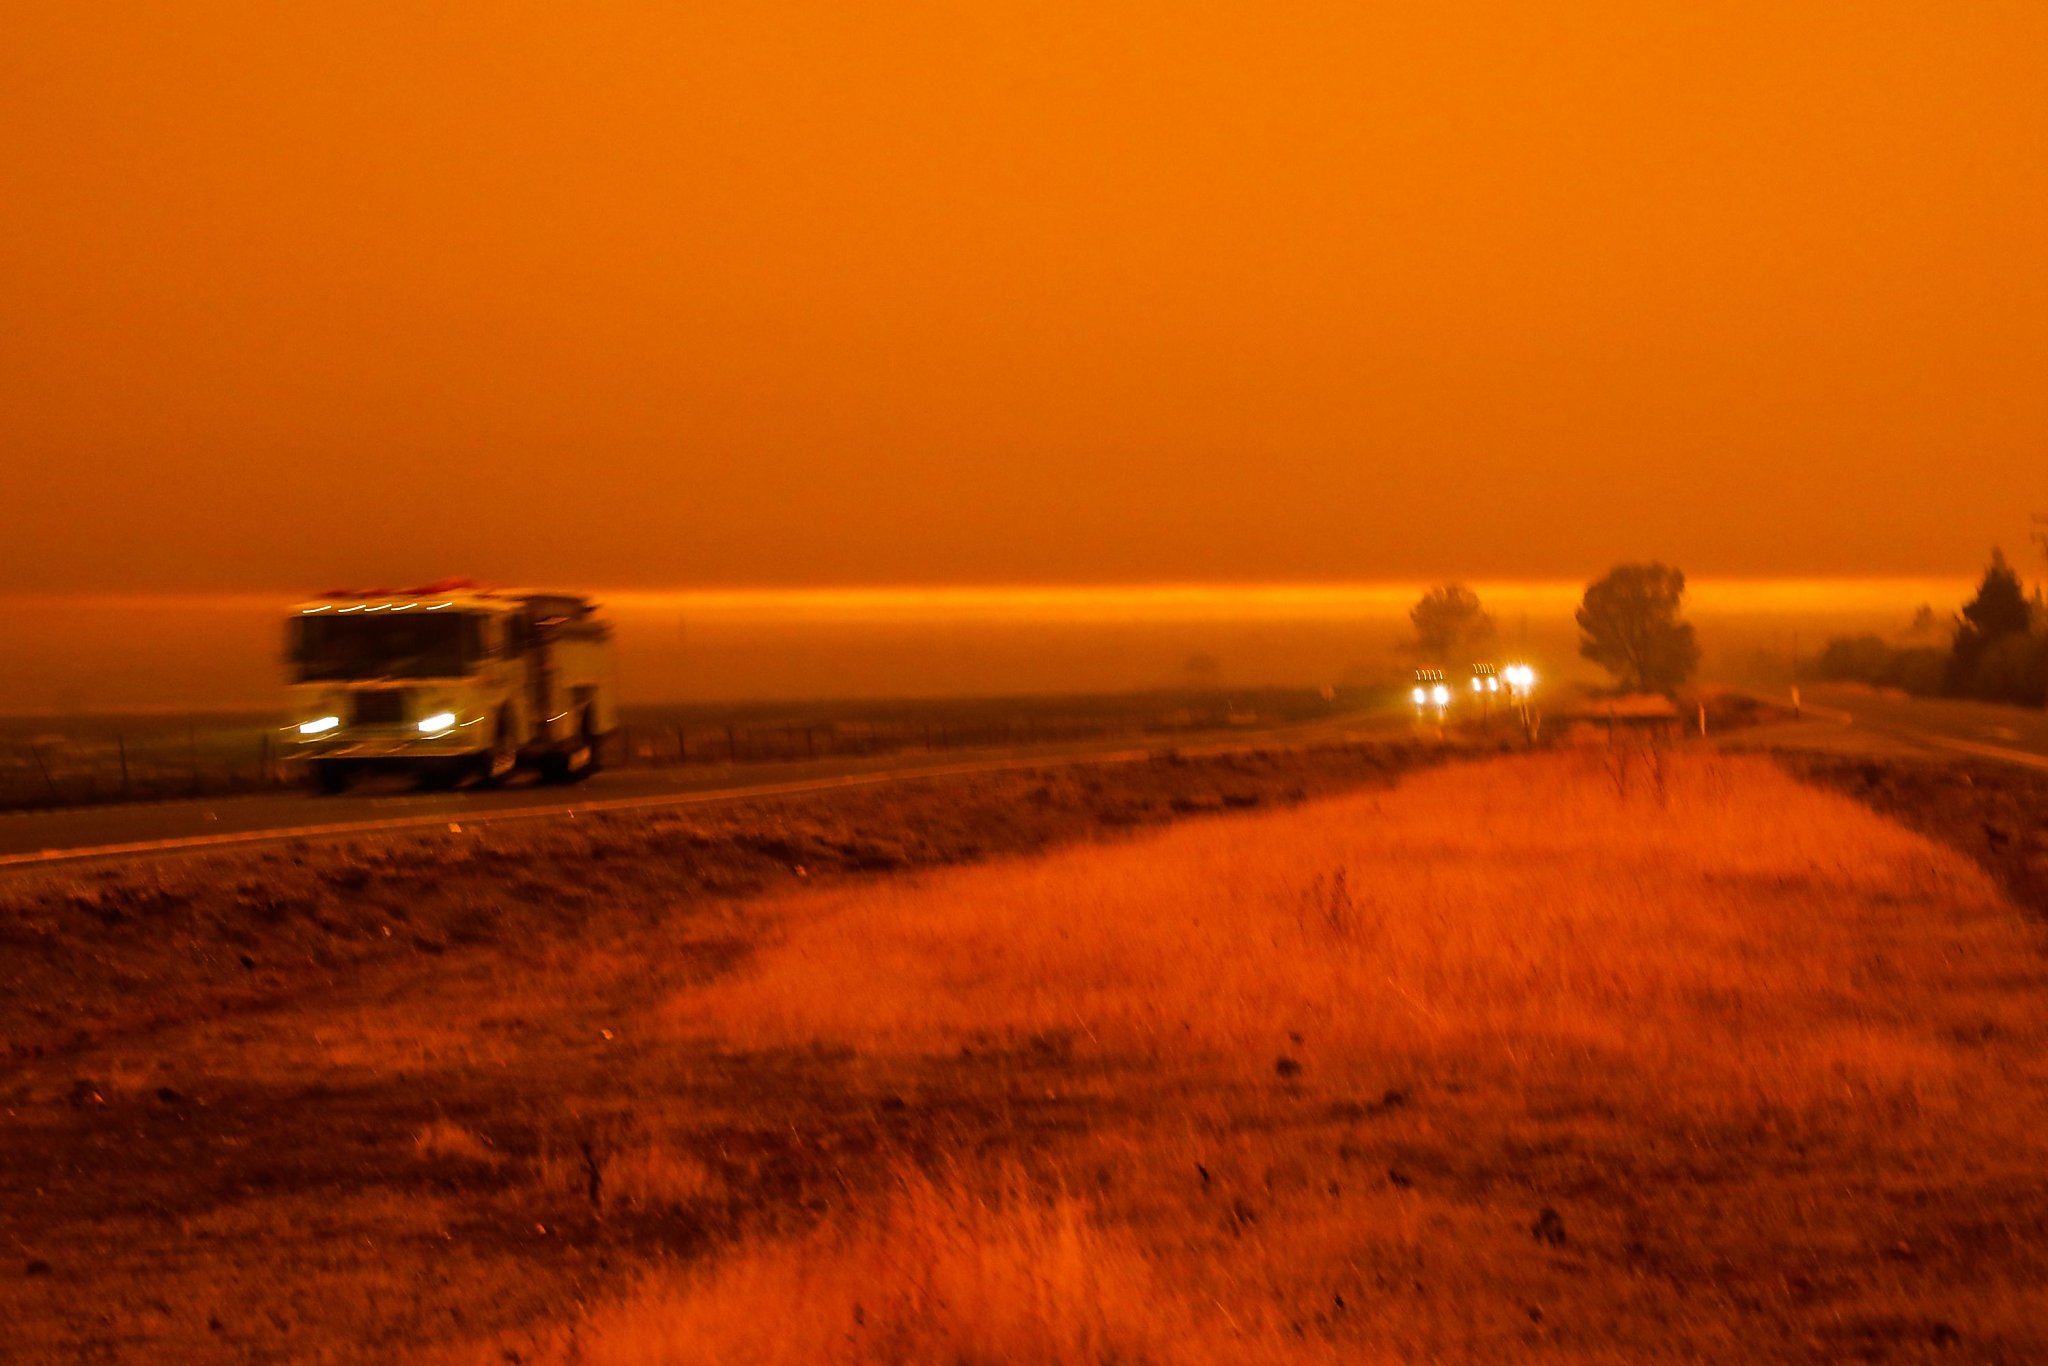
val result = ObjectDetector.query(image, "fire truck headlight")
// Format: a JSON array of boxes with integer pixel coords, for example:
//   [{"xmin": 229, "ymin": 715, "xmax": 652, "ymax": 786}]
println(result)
[
  {"xmin": 299, "ymin": 716, "xmax": 340, "ymax": 735},
  {"xmin": 1431, "ymin": 685, "xmax": 1450, "ymax": 706},
  {"xmin": 1411, "ymin": 687, "xmax": 1426, "ymax": 706},
  {"xmin": 418, "ymin": 712, "xmax": 457, "ymax": 735}
]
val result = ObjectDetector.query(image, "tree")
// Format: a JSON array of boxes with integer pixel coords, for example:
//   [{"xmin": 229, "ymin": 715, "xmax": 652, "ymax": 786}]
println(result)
[
  {"xmin": 1949, "ymin": 548, "xmax": 2031, "ymax": 700},
  {"xmin": 1963, "ymin": 548, "xmax": 2031, "ymax": 637},
  {"xmin": 1409, "ymin": 584, "xmax": 1495, "ymax": 663},
  {"xmin": 1905, "ymin": 603, "xmax": 1945, "ymax": 644},
  {"xmin": 1576, "ymin": 562, "xmax": 1700, "ymax": 693},
  {"xmin": 1969, "ymin": 631, "xmax": 2048, "ymax": 706}
]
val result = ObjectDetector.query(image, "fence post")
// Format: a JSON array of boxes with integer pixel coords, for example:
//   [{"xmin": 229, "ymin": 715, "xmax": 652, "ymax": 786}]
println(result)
[
  {"xmin": 30, "ymin": 743, "xmax": 59, "ymax": 803},
  {"xmin": 726, "ymin": 723, "xmax": 738, "ymax": 763},
  {"xmin": 675, "ymin": 724, "xmax": 687, "ymax": 763}
]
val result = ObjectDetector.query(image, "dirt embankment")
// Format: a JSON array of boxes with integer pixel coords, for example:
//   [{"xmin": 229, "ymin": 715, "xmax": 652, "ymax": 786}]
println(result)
[
  {"xmin": 0, "ymin": 741, "xmax": 1433, "ymax": 1064},
  {"xmin": 3, "ymin": 741, "xmax": 1453, "ymax": 1364},
  {"xmin": 1781, "ymin": 754, "xmax": 2048, "ymax": 919}
]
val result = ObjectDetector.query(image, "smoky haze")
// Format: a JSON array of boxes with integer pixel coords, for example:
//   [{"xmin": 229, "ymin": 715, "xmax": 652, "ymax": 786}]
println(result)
[
  {"xmin": 3, "ymin": 3, "xmax": 2045, "ymax": 598},
  {"xmin": 0, "ymin": 581, "xmax": 1966, "ymax": 711}
]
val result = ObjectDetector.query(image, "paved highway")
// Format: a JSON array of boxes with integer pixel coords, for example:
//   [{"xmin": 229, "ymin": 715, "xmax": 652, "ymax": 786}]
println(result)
[
  {"xmin": 0, "ymin": 711, "xmax": 1405, "ymax": 868},
  {"xmin": 18, "ymin": 684, "xmax": 2046, "ymax": 869},
  {"xmin": 1732, "ymin": 682, "xmax": 2048, "ymax": 771}
]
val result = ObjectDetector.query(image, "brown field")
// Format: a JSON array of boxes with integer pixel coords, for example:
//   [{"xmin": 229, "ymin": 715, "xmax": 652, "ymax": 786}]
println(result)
[{"xmin": 6, "ymin": 743, "xmax": 2048, "ymax": 1362}]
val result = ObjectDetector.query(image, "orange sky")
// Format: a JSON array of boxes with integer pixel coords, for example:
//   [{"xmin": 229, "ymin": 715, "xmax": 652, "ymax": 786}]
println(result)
[{"xmin": 4, "ymin": 2, "xmax": 2044, "ymax": 594}]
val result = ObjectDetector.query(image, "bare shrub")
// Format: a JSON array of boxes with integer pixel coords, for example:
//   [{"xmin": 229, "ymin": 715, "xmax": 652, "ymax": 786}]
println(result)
[
  {"xmin": 414, "ymin": 1120, "xmax": 500, "ymax": 1168},
  {"xmin": 600, "ymin": 1144, "xmax": 720, "ymax": 1212},
  {"xmin": 531, "ymin": 1118, "xmax": 720, "ymax": 1216},
  {"xmin": 473, "ymin": 1171, "xmax": 1305, "ymax": 1365}
]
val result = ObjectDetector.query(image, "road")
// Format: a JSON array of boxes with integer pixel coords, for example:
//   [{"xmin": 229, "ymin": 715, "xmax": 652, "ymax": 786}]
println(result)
[
  {"xmin": 1727, "ymin": 682, "xmax": 2048, "ymax": 771},
  {"xmin": 0, "ymin": 710, "xmax": 1405, "ymax": 868}
]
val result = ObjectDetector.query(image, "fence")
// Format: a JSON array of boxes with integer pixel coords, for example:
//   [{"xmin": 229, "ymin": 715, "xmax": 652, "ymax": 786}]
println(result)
[
  {"xmin": 0, "ymin": 712, "xmax": 1143, "ymax": 812},
  {"xmin": 612, "ymin": 713, "xmax": 1118, "ymax": 767},
  {"xmin": 0, "ymin": 726, "xmax": 267, "ymax": 808}
]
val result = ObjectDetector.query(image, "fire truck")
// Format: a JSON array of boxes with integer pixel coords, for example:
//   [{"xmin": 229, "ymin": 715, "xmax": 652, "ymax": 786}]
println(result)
[{"xmin": 281, "ymin": 580, "xmax": 618, "ymax": 794}]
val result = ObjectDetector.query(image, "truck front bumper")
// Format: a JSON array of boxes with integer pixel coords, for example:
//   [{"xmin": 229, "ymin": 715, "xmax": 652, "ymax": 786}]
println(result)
[{"xmin": 283, "ymin": 721, "xmax": 489, "ymax": 763}]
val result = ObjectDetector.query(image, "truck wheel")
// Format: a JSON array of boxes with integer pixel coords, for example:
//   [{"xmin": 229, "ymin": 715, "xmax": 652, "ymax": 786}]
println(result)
[
  {"xmin": 539, "ymin": 709, "xmax": 601, "ymax": 785},
  {"xmin": 312, "ymin": 760, "xmax": 354, "ymax": 796},
  {"xmin": 476, "ymin": 712, "xmax": 519, "ymax": 787}
]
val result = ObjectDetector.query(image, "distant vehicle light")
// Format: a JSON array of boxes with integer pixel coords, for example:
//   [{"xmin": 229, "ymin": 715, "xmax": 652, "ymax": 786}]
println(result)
[
  {"xmin": 1471, "ymin": 677, "xmax": 1482, "ymax": 691},
  {"xmin": 1431, "ymin": 685, "xmax": 1450, "ymax": 706},
  {"xmin": 300, "ymin": 715, "xmax": 340, "ymax": 735},
  {"xmin": 418, "ymin": 712, "xmax": 457, "ymax": 735},
  {"xmin": 1411, "ymin": 687, "xmax": 1426, "ymax": 705},
  {"xmin": 1487, "ymin": 677, "xmax": 1499, "ymax": 692}
]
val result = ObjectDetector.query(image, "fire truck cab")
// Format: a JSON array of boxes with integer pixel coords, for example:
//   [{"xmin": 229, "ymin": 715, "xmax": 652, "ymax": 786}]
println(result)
[{"xmin": 282, "ymin": 580, "xmax": 618, "ymax": 794}]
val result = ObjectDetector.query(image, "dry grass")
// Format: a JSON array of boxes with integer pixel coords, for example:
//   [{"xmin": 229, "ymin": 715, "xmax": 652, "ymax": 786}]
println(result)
[
  {"xmin": 474, "ymin": 750, "xmax": 2048, "ymax": 1362},
  {"xmin": 670, "ymin": 751, "xmax": 2031, "ymax": 1119},
  {"xmin": 463, "ymin": 1170, "xmax": 1315, "ymax": 1366}
]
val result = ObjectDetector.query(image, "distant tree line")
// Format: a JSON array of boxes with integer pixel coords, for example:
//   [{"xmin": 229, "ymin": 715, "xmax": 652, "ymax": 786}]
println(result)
[{"xmin": 1818, "ymin": 549, "xmax": 2048, "ymax": 706}]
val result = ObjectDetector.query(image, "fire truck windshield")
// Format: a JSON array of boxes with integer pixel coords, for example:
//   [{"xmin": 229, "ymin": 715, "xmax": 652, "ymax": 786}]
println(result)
[{"xmin": 288, "ymin": 611, "xmax": 485, "ymax": 681}]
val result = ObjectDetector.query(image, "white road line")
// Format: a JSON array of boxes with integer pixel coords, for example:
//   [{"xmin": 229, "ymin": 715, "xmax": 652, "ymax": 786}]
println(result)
[
  {"xmin": 0, "ymin": 726, "xmax": 1376, "ymax": 870},
  {"xmin": 0, "ymin": 753, "xmax": 1130, "ymax": 870},
  {"xmin": 1910, "ymin": 734, "xmax": 2048, "ymax": 773}
]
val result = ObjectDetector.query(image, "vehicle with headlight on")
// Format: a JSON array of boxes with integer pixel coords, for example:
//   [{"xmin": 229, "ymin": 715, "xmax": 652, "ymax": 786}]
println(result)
[
  {"xmin": 282, "ymin": 580, "xmax": 617, "ymax": 794},
  {"xmin": 1411, "ymin": 667, "xmax": 1453, "ymax": 721}
]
